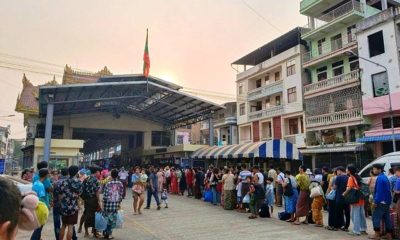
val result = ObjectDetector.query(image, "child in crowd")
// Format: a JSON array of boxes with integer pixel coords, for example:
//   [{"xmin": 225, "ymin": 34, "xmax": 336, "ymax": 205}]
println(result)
[
  {"xmin": 0, "ymin": 178, "xmax": 21, "ymax": 240},
  {"xmin": 265, "ymin": 177, "xmax": 275, "ymax": 214},
  {"xmin": 161, "ymin": 188, "xmax": 169, "ymax": 208}
]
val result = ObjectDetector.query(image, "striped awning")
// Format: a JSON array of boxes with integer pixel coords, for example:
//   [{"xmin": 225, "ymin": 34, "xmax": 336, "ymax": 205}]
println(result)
[
  {"xmin": 357, "ymin": 134, "xmax": 400, "ymax": 143},
  {"xmin": 191, "ymin": 139, "xmax": 303, "ymax": 161}
]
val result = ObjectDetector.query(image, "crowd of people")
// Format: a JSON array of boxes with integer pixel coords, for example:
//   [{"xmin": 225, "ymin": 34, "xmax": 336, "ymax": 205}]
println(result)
[{"xmin": 0, "ymin": 161, "xmax": 399, "ymax": 240}]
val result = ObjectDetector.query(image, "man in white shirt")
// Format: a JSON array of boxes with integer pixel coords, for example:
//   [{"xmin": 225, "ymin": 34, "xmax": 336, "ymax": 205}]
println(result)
[
  {"xmin": 252, "ymin": 166, "xmax": 264, "ymax": 188},
  {"xmin": 118, "ymin": 167, "xmax": 129, "ymax": 199},
  {"xmin": 275, "ymin": 168, "xmax": 285, "ymax": 207}
]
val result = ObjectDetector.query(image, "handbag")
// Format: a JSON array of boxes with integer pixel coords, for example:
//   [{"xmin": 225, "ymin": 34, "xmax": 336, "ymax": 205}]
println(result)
[
  {"xmin": 243, "ymin": 194, "xmax": 250, "ymax": 204},
  {"xmin": 344, "ymin": 176, "xmax": 362, "ymax": 204},
  {"xmin": 204, "ymin": 190, "xmax": 213, "ymax": 202},
  {"xmin": 345, "ymin": 188, "xmax": 362, "ymax": 204},
  {"xmin": 283, "ymin": 178, "xmax": 294, "ymax": 197},
  {"xmin": 326, "ymin": 189, "xmax": 336, "ymax": 201}
]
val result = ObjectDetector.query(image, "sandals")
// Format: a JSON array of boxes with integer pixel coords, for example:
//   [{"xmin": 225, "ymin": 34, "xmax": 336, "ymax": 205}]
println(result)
[{"xmin": 286, "ymin": 219, "xmax": 295, "ymax": 222}]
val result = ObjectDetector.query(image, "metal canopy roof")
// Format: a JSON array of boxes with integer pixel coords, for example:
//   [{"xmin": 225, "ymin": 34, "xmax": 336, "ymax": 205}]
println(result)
[
  {"xmin": 39, "ymin": 75, "xmax": 224, "ymax": 129},
  {"xmin": 231, "ymin": 27, "xmax": 306, "ymax": 66}
]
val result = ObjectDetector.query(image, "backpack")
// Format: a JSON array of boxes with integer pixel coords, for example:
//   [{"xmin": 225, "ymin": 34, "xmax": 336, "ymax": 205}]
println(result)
[
  {"xmin": 259, "ymin": 203, "xmax": 270, "ymax": 218},
  {"xmin": 107, "ymin": 182, "xmax": 122, "ymax": 203}
]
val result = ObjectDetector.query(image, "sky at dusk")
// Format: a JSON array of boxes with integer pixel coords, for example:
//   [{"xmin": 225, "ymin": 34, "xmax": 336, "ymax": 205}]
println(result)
[{"xmin": 0, "ymin": 0, "xmax": 305, "ymax": 138}]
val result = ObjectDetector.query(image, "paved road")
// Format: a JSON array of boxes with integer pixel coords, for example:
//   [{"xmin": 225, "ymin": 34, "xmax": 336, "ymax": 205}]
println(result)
[{"xmin": 17, "ymin": 194, "xmax": 373, "ymax": 240}]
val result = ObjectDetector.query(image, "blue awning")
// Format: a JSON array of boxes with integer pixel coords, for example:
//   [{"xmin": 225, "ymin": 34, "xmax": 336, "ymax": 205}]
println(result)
[
  {"xmin": 357, "ymin": 134, "xmax": 400, "ymax": 143},
  {"xmin": 191, "ymin": 139, "xmax": 303, "ymax": 161}
]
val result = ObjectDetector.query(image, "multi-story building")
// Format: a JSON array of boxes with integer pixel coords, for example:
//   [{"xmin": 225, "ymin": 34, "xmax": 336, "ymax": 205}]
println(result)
[
  {"xmin": 356, "ymin": 7, "xmax": 400, "ymax": 157},
  {"xmin": 232, "ymin": 28, "xmax": 307, "ymax": 149},
  {"xmin": 299, "ymin": 0, "xmax": 399, "ymax": 167},
  {"xmin": 0, "ymin": 126, "xmax": 10, "ymax": 159},
  {"xmin": 199, "ymin": 102, "xmax": 238, "ymax": 146}
]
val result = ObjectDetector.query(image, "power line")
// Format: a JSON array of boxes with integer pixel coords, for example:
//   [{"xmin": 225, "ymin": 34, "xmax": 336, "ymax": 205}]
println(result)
[{"xmin": 240, "ymin": 0, "xmax": 282, "ymax": 34}]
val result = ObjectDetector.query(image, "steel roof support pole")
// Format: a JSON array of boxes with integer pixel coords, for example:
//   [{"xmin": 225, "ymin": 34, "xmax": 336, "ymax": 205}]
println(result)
[
  {"xmin": 209, "ymin": 117, "xmax": 214, "ymax": 147},
  {"xmin": 43, "ymin": 99, "xmax": 54, "ymax": 162}
]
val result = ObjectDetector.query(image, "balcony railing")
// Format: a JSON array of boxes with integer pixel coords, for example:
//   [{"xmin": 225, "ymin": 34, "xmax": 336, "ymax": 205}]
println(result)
[
  {"xmin": 303, "ymin": 34, "xmax": 356, "ymax": 64},
  {"xmin": 247, "ymin": 80, "xmax": 283, "ymax": 101},
  {"xmin": 284, "ymin": 134, "xmax": 306, "ymax": 147},
  {"xmin": 304, "ymin": 70, "xmax": 360, "ymax": 96},
  {"xmin": 248, "ymin": 105, "xmax": 285, "ymax": 121},
  {"xmin": 214, "ymin": 116, "xmax": 237, "ymax": 127},
  {"xmin": 301, "ymin": 0, "xmax": 363, "ymax": 35},
  {"xmin": 306, "ymin": 108, "xmax": 362, "ymax": 128}
]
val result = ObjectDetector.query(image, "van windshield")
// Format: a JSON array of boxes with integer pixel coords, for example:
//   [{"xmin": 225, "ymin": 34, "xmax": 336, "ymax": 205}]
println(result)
[{"xmin": 360, "ymin": 166, "xmax": 372, "ymax": 178}]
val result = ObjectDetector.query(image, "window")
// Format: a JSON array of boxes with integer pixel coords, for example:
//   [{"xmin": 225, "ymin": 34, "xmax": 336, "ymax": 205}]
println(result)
[
  {"xmin": 347, "ymin": 25, "xmax": 355, "ymax": 42},
  {"xmin": 177, "ymin": 135, "xmax": 184, "ymax": 145},
  {"xmin": 218, "ymin": 113, "xmax": 224, "ymax": 119},
  {"xmin": 287, "ymin": 59, "xmax": 296, "ymax": 76},
  {"xmin": 349, "ymin": 56, "xmax": 359, "ymax": 71},
  {"xmin": 372, "ymin": 71, "xmax": 389, "ymax": 97},
  {"xmin": 265, "ymin": 75, "xmax": 270, "ymax": 85},
  {"xmin": 238, "ymin": 83, "xmax": 243, "ymax": 94},
  {"xmin": 287, "ymin": 87, "xmax": 297, "ymax": 103},
  {"xmin": 368, "ymin": 31, "xmax": 385, "ymax": 57},
  {"xmin": 382, "ymin": 116, "xmax": 400, "ymax": 129},
  {"xmin": 256, "ymin": 101, "xmax": 262, "ymax": 111},
  {"xmin": 265, "ymin": 98, "xmax": 270, "ymax": 109},
  {"xmin": 317, "ymin": 66, "xmax": 327, "ymax": 81},
  {"xmin": 275, "ymin": 71, "xmax": 281, "ymax": 81},
  {"xmin": 332, "ymin": 60, "xmax": 344, "ymax": 76},
  {"xmin": 151, "ymin": 131, "xmax": 171, "ymax": 147},
  {"xmin": 275, "ymin": 95, "xmax": 281, "ymax": 106},
  {"xmin": 256, "ymin": 79, "xmax": 262, "ymax": 88},
  {"xmin": 289, "ymin": 118, "xmax": 299, "ymax": 135},
  {"xmin": 239, "ymin": 103, "xmax": 245, "ymax": 116},
  {"xmin": 331, "ymin": 34, "xmax": 342, "ymax": 51},
  {"xmin": 317, "ymin": 38, "xmax": 325, "ymax": 55}
]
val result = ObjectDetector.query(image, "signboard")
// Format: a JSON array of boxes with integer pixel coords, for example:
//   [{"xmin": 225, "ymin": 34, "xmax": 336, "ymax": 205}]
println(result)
[{"xmin": 0, "ymin": 159, "xmax": 5, "ymax": 174}]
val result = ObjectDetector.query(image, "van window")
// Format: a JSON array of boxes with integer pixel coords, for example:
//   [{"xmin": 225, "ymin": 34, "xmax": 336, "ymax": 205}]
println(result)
[
  {"xmin": 360, "ymin": 166, "xmax": 372, "ymax": 178},
  {"xmin": 390, "ymin": 163, "xmax": 400, "ymax": 171}
]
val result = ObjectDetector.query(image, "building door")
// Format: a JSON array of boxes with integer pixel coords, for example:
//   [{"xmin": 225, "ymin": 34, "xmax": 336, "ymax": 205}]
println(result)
[
  {"xmin": 252, "ymin": 121, "xmax": 260, "ymax": 142},
  {"xmin": 273, "ymin": 116, "xmax": 282, "ymax": 139}
]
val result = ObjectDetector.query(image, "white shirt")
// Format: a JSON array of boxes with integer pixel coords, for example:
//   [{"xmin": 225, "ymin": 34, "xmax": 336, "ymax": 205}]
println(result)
[
  {"xmin": 256, "ymin": 172, "xmax": 264, "ymax": 185},
  {"xmin": 277, "ymin": 172, "xmax": 285, "ymax": 184},
  {"xmin": 119, "ymin": 171, "xmax": 129, "ymax": 180}
]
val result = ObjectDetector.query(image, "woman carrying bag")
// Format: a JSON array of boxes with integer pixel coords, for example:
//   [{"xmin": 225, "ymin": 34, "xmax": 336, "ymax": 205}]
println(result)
[{"xmin": 343, "ymin": 165, "xmax": 367, "ymax": 236}]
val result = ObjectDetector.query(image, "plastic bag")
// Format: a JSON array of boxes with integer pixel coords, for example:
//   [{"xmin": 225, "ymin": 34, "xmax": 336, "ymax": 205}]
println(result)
[
  {"xmin": 242, "ymin": 194, "xmax": 250, "ymax": 204},
  {"xmin": 95, "ymin": 212, "xmax": 107, "ymax": 231},
  {"xmin": 204, "ymin": 190, "xmax": 212, "ymax": 202},
  {"xmin": 115, "ymin": 210, "xmax": 124, "ymax": 229}
]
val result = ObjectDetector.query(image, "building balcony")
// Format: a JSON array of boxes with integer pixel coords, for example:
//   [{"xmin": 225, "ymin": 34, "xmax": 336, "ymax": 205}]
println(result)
[
  {"xmin": 214, "ymin": 116, "xmax": 237, "ymax": 128},
  {"xmin": 247, "ymin": 80, "xmax": 283, "ymax": 102},
  {"xmin": 300, "ymin": 0, "xmax": 345, "ymax": 17},
  {"xmin": 304, "ymin": 70, "xmax": 360, "ymax": 99},
  {"xmin": 300, "ymin": 0, "xmax": 366, "ymax": 40},
  {"xmin": 306, "ymin": 108, "xmax": 363, "ymax": 129},
  {"xmin": 284, "ymin": 134, "xmax": 306, "ymax": 148},
  {"xmin": 248, "ymin": 105, "xmax": 285, "ymax": 122},
  {"xmin": 239, "ymin": 138, "xmax": 253, "ymax": 144},
  {"xmin": 302, "ymin": 34, "xmax": 357, "ymax": 67}
]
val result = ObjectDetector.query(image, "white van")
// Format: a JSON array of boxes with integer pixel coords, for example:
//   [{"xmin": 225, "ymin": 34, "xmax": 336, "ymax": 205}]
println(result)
[{"xmin": 359, "ymin": 151, "xmax": 400, "ymax": 183}]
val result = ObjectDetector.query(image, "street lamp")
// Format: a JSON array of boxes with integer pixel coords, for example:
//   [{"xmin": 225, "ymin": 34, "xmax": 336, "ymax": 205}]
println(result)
[{"xmin": 345, "ymin": 50, "xmax": 397, "ymax": 152}]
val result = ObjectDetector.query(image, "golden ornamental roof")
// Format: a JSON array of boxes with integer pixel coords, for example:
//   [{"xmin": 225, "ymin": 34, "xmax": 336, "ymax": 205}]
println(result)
[{"xmin": 62, "ymin": 65, "xmax": 113, "ymax": 85}]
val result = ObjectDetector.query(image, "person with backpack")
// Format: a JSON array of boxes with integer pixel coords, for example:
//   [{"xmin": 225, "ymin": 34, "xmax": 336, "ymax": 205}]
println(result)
[
  {"xmin": 102, "ymin": 169, "xmax": 124, "ymax": 239},
  {"xmin": 81, "ymin": 166, "xmax": 101, "ymax": 238},
  {"xmin": 282, "ymin": 170, "xmax": 298, "ymax": 222}
]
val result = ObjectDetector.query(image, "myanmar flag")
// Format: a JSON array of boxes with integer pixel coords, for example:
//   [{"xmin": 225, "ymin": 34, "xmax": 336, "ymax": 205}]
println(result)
[{"xmin": 143, "ymin": 29, "xmax": 150, "ymax": 78}]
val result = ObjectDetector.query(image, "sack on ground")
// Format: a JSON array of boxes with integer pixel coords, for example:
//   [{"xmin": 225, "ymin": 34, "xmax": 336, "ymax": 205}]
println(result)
[
  {"xmin": 204, "ymin": 190, "xmax": 213, "ymax": 202},
  {"xmin": 259, "ymin": 203, "xmax": 270, "ymax": 218},
  {"xmin": 278, "ymin": 211, "xmax": 291, "ymax": 221},
  {"xmin": 95, "ymin": 212, "xmax": 107, "ymax": 231},
  {"xmin": 115, "ymin": 210, "xmax": 124, "ymax": 229}
]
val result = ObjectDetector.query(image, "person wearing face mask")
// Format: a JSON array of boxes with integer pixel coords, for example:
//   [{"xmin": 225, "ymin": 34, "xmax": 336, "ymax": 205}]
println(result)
[{"xmin": 0, "ymin": 178, "xmax": 21, "ymax": 240}]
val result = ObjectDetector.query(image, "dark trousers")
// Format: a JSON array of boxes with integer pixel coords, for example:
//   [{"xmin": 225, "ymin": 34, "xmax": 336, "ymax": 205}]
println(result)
[
  {"xmin": 328, "ymin": 200, "xmax": 336, "ymax": 227},
  {"xmin": 146, "ymin": 189, "xmax": 160, "ymax": 207},
  {"xmin": 334, "ymin": 202, "xmax": 350, "ymax": 229},
  {"xmin": 53, "ymin": 208, "xmax": 77, "ymax": 240},
  {"xmin": 121, "ymin": 180, "xmax": 127, "ymax": 199}
]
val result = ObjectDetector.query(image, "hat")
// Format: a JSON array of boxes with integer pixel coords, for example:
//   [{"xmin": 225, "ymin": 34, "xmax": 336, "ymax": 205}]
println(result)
[{"xmin": 305, "ymin": 168, "xmax": 313, "ymax": 175}]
